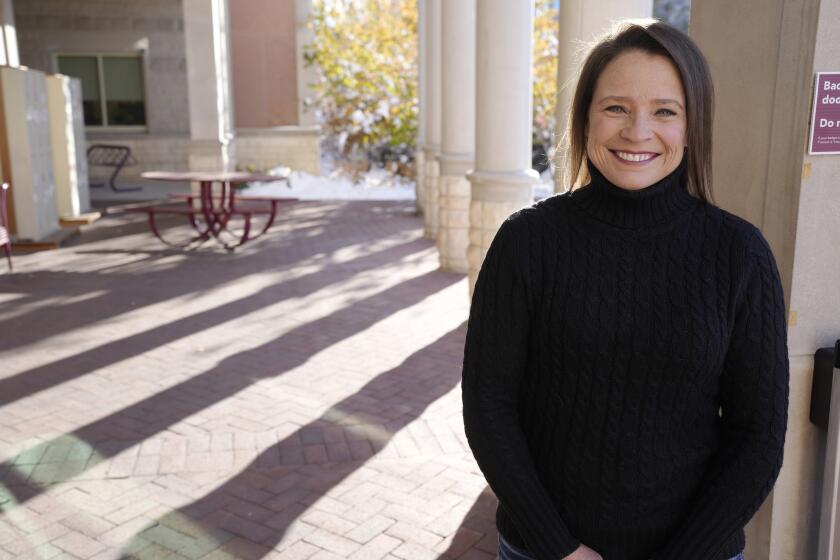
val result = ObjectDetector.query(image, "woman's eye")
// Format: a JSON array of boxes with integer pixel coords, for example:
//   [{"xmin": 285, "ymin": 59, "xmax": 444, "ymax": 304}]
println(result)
[
  {"xmin": 656, "ymin": 108, "xmax": 677, "ymax": 117},
  {"xmin": 605, "ymin": 105, "xmax": 626, "ymax": 114}
]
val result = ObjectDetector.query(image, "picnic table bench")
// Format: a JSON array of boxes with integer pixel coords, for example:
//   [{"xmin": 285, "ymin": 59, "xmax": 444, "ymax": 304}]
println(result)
[{"xmin": 125, "ymin": 170, "xmax": 295, "ymax": 251}]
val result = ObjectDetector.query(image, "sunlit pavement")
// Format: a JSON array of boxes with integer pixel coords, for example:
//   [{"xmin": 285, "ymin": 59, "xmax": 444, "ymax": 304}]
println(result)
[{"xmin": 0, "ymin": 201, "xmax": 497, "ymax": 559}]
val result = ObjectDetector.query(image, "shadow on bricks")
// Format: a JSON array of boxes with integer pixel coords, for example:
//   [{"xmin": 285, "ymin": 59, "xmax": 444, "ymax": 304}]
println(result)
[
  {"xmin": 0, "ymin": 201, "xmax": 416, "ymax": 353},
  {"xmin": 119, "ymin": 322, "xmax": 468, "ymax": 559},
  {"xmin": 438, "ymin": 486, "xmax": 500, "ymax": 559},
  {"xmin": 0, "ymin": 268, "xmax": 462, "ymax": 508},
  {"xmin": 0, "ymin": 234, "xmax": 430, "ymax": 408}
]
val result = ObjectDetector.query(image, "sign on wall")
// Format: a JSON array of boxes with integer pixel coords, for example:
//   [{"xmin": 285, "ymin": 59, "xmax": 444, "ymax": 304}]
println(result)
[{"xmin": 809, "ymin": 72, "xmax": 840, "ymax": 155}]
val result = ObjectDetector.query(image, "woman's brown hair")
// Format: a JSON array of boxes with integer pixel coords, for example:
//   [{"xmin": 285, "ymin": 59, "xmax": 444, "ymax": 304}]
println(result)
[{"xmin": 564, "ymin": 20, "xmax": 715, "ymax": 203}]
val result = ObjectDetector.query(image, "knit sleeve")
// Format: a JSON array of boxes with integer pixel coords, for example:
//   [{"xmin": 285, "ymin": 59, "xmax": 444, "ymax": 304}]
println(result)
[
  {"xmin": 462, "ymin": 214, "xmax": 581, "ymax": 560},
  {"xmin": 651, "ymin": 227, "xmax": 789, "ymax": 560}
]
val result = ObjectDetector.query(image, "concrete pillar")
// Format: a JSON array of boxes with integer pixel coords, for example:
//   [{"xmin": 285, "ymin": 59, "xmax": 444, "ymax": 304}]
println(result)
[
  {"xmin": 46, "ymin": 75, "xmax": 90, "ymax": 219},
  {"xmin": 691, "ymin": 1, "xmax": 837, "ymax": 559},
  {"xmin": 415, "ymin": 0, "xmax": 427, "ymax": 214},
  {"xmin": 0, "ymin": 67, "xmax": 58, "ymax": 241},
  {"xmin": 183, "ymin": 0, "xmax": 235, "ymax": 171},
  {"xmin": 553, "ymin": 0, "xmax": 652, "ymax": 191},
  {"xmin": 422, "ymin": 0, "xmax": 441, "ymax": 238},
  {"xmin": 0, "ymin": 0, "xmax": 19, "ymax": 68},
  {"xmin": 437, "ymin": 0, "xmax": 475, "ymax": 273},
  {"xmin": 467, "ymin": 0, "xmax": 538, "ymax": 293},
  {"xmin": 294, "ymin": 0, "xmax": 318, "ymax": 126}
]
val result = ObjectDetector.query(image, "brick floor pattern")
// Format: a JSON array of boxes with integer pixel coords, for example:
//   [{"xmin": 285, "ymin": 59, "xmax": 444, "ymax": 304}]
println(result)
[{"xmin": 0, "ymin": 202, "xmax": 498, "ymax": 559}]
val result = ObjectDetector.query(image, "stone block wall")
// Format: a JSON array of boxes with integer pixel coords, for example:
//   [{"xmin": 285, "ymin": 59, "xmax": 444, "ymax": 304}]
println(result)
[
  {"xmin": 234, "ymin": 127, "xmax": 321, "ymax": 175},
  {"xmin": 14, "ymin": 0, "xmax": 190, "ymax": 135},
  {"xmin": 86, "ymin": 134, "xmax": 191, "ymax": 178},
  {"xmin": 85, "ymin": 129, "xmax": 321, "ymax": 178},
  {"xmin": 16, "ymin": 0, "xmax": 322, "ymax": 180}
]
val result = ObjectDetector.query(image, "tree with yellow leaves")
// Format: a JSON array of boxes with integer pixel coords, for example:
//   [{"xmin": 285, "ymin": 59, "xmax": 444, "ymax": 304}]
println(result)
[
  {"xmin": 305, "ymin": 0, "xmax": 560, "ymax": 178},
  {"xmin": 532, "ymin": 0, "xmax": 559, "ymax": 173},
  {"xmin": 303, "ymin": 0, "xmax": 418, "ymax": 177}
]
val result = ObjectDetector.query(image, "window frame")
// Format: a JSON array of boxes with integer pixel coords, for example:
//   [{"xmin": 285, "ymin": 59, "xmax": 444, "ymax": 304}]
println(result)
[{"xmin": 54, "ymin": 51, "xmax": 149, "ymax": 132}]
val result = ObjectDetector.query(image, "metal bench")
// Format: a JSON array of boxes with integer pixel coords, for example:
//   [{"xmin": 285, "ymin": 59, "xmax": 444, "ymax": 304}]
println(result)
[{"xmin": 87, "ymin": 144, "xmax": 141, "ymax": 192}]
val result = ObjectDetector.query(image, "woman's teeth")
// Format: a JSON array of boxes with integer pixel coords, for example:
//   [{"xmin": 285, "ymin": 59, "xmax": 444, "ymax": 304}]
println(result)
[{"xmin": 614, "ymin": 151, "xmax": 656, "ymax": 162}]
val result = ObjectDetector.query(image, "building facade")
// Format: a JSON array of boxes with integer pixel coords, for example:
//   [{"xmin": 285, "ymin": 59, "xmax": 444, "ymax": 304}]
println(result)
[{"xmin": 13, "ymin": 0, "xmax": 320, "ymax": 177}]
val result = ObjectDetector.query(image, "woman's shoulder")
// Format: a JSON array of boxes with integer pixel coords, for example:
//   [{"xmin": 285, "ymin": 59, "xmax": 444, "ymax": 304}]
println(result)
[
  {"xmin": 700, "ymin": 203, "xmax": 769, "ymax": 244},
  {"xmin": 502, "ymin": 192, "xmax": 571, "ymax": 230},
  {"xmin": 486, "ymin": 195, "xmax": 570, "ymax": 259},
  {"xmin": 699, "ymin": 203, "xmax": 779, "ymax": 270}
]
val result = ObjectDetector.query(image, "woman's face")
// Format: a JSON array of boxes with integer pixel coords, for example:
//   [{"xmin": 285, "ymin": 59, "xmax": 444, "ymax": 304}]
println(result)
[{"xmin": 586, "ymin": 49, "xmax": 687, "ymax": 190}]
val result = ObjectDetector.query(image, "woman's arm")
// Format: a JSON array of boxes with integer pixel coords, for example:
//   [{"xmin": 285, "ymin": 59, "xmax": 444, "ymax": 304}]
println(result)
[
  {"xmin": 651, "ymin": 226, "xmax": 790, "ymax": 560},
  {"xmin": 462, "ymin": 213, "xmax": 582, "ymax": 559}
]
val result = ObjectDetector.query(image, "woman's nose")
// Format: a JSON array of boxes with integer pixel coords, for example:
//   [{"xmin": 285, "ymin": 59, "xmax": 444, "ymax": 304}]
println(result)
[{"xmin": 620, "ymin": 114, "xmax": 653, "ymax": 142}]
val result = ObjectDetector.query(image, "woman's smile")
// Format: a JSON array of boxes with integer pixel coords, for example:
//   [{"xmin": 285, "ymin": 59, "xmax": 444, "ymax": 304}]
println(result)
[{"xmin": 610, "ymin": 150, "xmax": 660, "ymax": 164}]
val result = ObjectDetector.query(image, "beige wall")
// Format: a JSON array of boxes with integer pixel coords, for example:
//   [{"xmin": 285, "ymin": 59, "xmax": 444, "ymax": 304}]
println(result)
[
  {"xmin": 691, "ymin": 0, "xmax": 839, "ymax": 558},
  {"xmin": 229, "ymin": 0, "xmax": 299, "ymax": 128},
  {"xmin": 787, "ymin": 0, "xmax": 840, "ymax": 555}
]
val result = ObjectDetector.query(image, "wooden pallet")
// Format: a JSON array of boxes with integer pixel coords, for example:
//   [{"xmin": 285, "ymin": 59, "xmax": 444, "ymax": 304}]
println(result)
[
  {"xmin": 11, "ymin": 226, "xmax": 80, "ymax": 252},
  {"xmin": 60, "ymin": 211, "xmax": 102, "ymax": 227}
]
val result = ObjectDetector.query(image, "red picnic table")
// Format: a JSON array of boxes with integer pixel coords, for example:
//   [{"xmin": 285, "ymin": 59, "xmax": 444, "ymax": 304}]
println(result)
[{"xmin": 129, "ymin": 170, "xmax": 297, "ymax": 251}]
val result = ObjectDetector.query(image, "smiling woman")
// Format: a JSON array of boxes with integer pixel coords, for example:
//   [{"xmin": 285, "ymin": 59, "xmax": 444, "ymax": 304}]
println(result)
[
  {"xmin": 462, "ymin": 19, "xmax": 789, "ymax": 560},
  {"xmin": 566, "ymin": 20, "xmax": 715, "ymax": 203}
]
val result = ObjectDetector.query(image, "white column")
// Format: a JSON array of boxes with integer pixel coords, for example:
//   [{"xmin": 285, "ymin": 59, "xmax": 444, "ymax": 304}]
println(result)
[
  {"xmin": 0, "ymin": 0, "xmax": 19, "ymax": 68},
  {"xmin": 415, "ymin": 0, "xmax": 427, "ymax": 214},
  {"xmin": 294, "ymin": 0, "xmax": 318, "ymax": 126},
  {"xmin": 437, "ymin": 0, "xmax": 475, "ymax": 273},
  {"xmin": 467, "ymin": 0, "xmax": 538, "ymax": 293},
  {"xmin": 46, "ymin": 75, "xmax": 90, "ymax": 218},
  {"xmin": 422, "ymin": 0, "xmax": 442, "ymax": 238},
  {"xmin": 183, "ymin": 0, "xmax": 235, "ymax": 171},
  {"xmin": 554, "ymin": 0, "xmax": 652, "ymax": 192}
]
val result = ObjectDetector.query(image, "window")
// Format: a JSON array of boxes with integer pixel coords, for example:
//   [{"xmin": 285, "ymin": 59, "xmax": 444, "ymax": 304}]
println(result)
[{"xmin": 57, "ymin": 54, "xmax": 147, "ymax": 128}]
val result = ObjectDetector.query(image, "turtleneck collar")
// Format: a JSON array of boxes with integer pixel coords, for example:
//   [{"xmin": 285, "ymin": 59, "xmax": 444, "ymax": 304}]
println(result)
[{"xmin": 568, "ymin": 157, "xmax": 699, "ymax": 230}]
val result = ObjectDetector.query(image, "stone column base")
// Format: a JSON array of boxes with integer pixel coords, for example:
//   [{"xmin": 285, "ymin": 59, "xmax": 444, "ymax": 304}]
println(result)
[
  {"xmin": 437, "ymin": 172, "xmax": 471, "ymax": 273},
  {"xmin": 466, "ymin": 169, "xmax": 538, "ymax": 294},
  {"xmin": 415, "ymin": 148, "xmax": 426, "ymax": 215},
  {"xmin": 423, "ymin": 147, "xmax": 440, "ymax": 239},
  {"xmin": 188, "ymin": 139, "xmax": 235, "ymax": 172}
]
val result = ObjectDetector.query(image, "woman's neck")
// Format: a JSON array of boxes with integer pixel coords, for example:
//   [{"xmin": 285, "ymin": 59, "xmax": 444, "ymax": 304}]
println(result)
[{"xmin": 567, "ymin": 158, "xmax": 699, "ymax": 229}]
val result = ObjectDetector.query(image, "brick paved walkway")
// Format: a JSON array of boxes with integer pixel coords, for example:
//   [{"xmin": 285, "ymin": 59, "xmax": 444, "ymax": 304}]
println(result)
[{"xmin": 0, "ymin": 202, "xmax": 498, "ymax": 560}]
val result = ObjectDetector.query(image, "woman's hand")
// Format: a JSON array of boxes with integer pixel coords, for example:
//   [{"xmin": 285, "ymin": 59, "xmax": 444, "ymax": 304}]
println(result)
[{"xmin": 562, "ymin": 544, "xmax": 603, "ymax": 560}]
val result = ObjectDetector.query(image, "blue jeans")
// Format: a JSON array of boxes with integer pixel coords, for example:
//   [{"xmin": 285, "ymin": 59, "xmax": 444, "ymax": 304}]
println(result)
[{"xmin": 498, "ymin": 534, "xmax": 745, "ymax": 560}]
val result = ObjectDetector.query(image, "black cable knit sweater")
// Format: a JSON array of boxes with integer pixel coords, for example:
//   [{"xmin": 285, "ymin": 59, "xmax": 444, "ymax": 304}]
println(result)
[{"xmin": 462, "ymin": 160, "xmax": 789, "ymax": 560}]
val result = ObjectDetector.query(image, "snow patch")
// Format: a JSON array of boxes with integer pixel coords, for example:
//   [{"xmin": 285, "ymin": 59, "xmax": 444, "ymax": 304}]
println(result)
[
  {"xmin": 243, "ymin": 165, "xmax": 558, "ymax": 202},
  {"xmin": 243, "ymin": 166, "xmax": 416, "ymax": 201}
]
